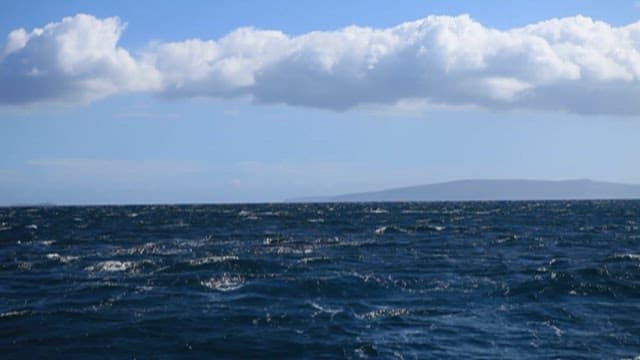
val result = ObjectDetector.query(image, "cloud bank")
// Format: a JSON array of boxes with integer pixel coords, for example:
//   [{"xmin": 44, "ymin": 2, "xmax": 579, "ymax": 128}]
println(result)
[{"xmin": 2, "ymin": 13, "xmax": 640, "ymax": 115}]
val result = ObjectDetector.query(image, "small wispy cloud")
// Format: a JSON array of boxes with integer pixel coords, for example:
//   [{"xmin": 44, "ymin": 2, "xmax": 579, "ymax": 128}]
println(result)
[
  {"xmin": 29, "ymin": 158, "xmax": 206, "ymax": 181},
  {"xmin": 112, "ymin": 111, "xmax": 183, "ymax": 119}
]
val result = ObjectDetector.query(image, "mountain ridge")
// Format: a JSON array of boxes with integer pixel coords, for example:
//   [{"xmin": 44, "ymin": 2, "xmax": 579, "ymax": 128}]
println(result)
[{"xmin": 287, "ymin": 179, "xmax": 640, "ymax": 203}]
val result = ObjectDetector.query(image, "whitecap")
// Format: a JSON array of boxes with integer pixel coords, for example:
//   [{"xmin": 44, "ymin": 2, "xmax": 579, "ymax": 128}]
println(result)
[
  {"xmin": 263, "ymin": 236, "xmax": 288, "ymax": 245},
  {"xmin": 298, "ymin": 256, "xmax": 329, "ymax": 264},
  {"xmin": 0, "ymin": 310, "xmax": 30, "ymax": 318},
  {"xmin": 351, "ymin": 271, "xmax": 384, "ymax": 285},
  {"xmin": 85, "ymin": 260, "xmax": 134, "ymax": 272},
  {"xmin": 189, "ymin": 255, "xmax": 239, "ymax": 266},
  {"xmin": 259, "ymin": 211, "xmax": 288, "ymax": 216},
  {"xmin": 612, "ymin": 253, "xmax": 640, "ymax": 260},
  {"xmin": 46, "ymin": 253, "xmax": 79, "ymax": 263},
  {"xmin": 473, "ymin": 210, "xmax": 499, "ymax": 215},
  {"xmin": 544, "ymin": 321, "xmax": 563, "ymax": 337},
  {"xmin": 309, "ymin": 302, "xmax": 343, "ymax": 317},
  {"xmin": 25, "ymin": 224, "xmax": 38, "ymax": 230},
  {"xmin": 178, "ymin": 236, "xmax": 213, "ymax": 249},
  {"xmin": 495, "ymin": 234, "xmax": 517, "ymax": 243},
  {"xmin": 115, "ymin": 242, "xmax": 164, "ymax": 256},
  {"xmin": 401, "ymin": 209, "xmax": 426, "ymax": 214},
  {"xmin": 374, "ymin": 226, "xmax": 388, "ymax": 235},
  {"xmin": 374, "ymin": 226, "xmax": 408, "ymax": 235},
  {"xmin": 418, "ymin": 224, "xmax": 445, "ymax": 232},
  {"xmin": 238, "ymin": 210, "xmax": 253, "ymax": 217},
  {"xmin": 273, "ymin": 246, "xmax": 305, "ymax": 255},
  {"xmin": 367, "ymin": 208, "xmax": 388, "ymax": 214},
  {"xmin": 17, "ymin": 262, "xmax": 33, "ymax": 271},
  {"xmin": 174, "ymin": 220, "xmax": 189, "ymax": 228},
  {"xmin": 356, "ymin": 307, "xmax": 411, "ymax": 320},
  {"xmin": 201, "ymin": 273, "xmax": 244, "ymax": 291},
  {"xmin": 337, "ymin": 239, "xmax": 376, "ymax": 247},
  {"xmin": 307, "ymin": 218, "xmax": 324, "ymax": 223}
]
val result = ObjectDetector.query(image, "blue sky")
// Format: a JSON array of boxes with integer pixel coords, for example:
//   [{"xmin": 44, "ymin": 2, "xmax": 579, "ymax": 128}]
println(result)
[{"xmin": 1, "ymin": 1, "xmax": 640, "ymax": 204}]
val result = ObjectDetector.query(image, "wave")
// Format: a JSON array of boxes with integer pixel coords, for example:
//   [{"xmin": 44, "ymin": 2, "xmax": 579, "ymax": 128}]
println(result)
[
  {"xmin": 609, "ymin": 253, "xmax": 640, "ymax": 261},
  {"xmin": 263, "ymin": 235, "xmax": 291, "ymax": 245},
  {"xmin": 367, "ymin": 208, "xmax": 389, "ymax": 214},
  {"xmin": 3, "ymin": 201, "xmax": 640, "ymax": 358},
  {"xmin": 238, "ymin": 210, "xmax": 253, "ymax": 216},
  {"xmin": 0, "ymin": 310, "xmax": 30, "ymax": 318},
  {"xmin": 45, "ymin": 253, "xmax": 79, "ymax": 263},
  {"xmin": 188, "ymin": 255, "xmax": 239, "ymax": 266},
  {"xmin": 85, "ymin": 260, "xmax": 135, "ymax": 273},
  {"xmin": 201, "ymin": 273, "xmax": 244, "ymax": 291},
  {"xmin": 309, "ymin": 301, "xmax": 343, "ymax": 317},
  {"xmin": 414, "ymin": 224, "xmax": 446, "ymax": 232},
  {"xmin": 238, "ymin": 210, "xmax": 259, "ymax": 220},
  {"xmin": 356, "ymin": 307, "xmax": 412, "ymax": 321},
  {"xmin": 114, "ymin": 242, "xmax": 164, "ymax": 256},
  {"xmin": 374, "ymin": 226, "xmax": 409, "ymax": 235},
  {"xmin": 267, "ymin": 246, "xmax": 314, "ymax": 255},
  {"xmin": 298, "ymin": 256, "xmax": 330, "ymax": 264}
]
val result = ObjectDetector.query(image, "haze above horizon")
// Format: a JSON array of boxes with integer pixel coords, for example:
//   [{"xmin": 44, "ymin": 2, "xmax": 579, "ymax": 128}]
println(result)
[{"xmin": 2, "ymin": 1, "xmax": 640, "ymax": 205}]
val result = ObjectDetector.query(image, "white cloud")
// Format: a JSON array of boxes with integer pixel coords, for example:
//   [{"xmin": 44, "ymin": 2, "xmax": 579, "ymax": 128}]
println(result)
[
  {"xmin": 0, "ymin": 14, "xmax": 160, "ymax": 105},
  {"xmin": 2, "ymin": 13, "xmax": 640, "ymax": 115}
]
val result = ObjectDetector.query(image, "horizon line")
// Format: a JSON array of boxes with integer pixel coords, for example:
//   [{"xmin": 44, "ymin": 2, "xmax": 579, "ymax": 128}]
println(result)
[{"xmin": 3, "ymin": 178, "xmax": 640, "ymax": 207}]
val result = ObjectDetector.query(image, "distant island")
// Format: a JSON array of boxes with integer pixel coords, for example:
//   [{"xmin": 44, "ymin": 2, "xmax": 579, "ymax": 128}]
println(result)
[{"xmin": 288, "ymin": 179, "xmax": 640, "ymax": 203}]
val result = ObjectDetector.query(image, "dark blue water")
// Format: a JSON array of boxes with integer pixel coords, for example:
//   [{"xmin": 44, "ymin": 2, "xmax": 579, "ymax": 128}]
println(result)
[{"xmin": 1, "ymin": 201, "xmax": 639, "ymax": 358}]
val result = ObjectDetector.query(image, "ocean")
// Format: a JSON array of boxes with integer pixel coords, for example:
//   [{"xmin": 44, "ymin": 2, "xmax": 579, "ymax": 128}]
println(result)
[{"xmin": 1, "ymin": 201, "xmax": 639, "ymax": 358}]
